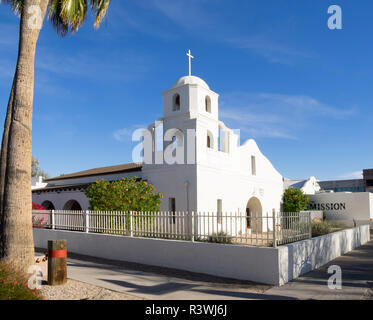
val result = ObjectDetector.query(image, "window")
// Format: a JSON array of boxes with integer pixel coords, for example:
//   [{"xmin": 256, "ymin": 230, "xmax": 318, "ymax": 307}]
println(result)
[
  {"xmin": 173, "ymin": 94, "xmax": 180, "ymax": 111},
  {"xmin": 205, "ymin": 96, "xmax": 211, "ymax": 113},
  {"xmin": 207, "ymin": 135, "xmax": 211, "ymax": 148},
  {"xmin": 251, "ymin": 156, "xmax": 256, "ymax": 176},
  {"xmin": 169, "ymin": 198, "xmax": 176, "ymax": 224},
  {"xmin": 207, "ymin": 131, "xmax": 214, "ymax": 149},
  {"xmin": 217, "ymin": 199, "xmax": 222, "ymax": 224}
]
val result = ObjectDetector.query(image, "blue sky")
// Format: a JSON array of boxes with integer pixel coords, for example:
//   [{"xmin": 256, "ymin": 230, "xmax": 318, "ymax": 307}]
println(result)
[{"xmin": 0, "ymin": 0, "xmax": 372, "ymax": 180}]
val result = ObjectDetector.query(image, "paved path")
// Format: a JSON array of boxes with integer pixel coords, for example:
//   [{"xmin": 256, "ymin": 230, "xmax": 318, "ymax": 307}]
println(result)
[
  {"xmin": 56, "ymin": 254, "xmax": 270, "ymax": 300},
  {"xmin": 263, "ymin": 234, "xmax": 373, "ymax": 300}
]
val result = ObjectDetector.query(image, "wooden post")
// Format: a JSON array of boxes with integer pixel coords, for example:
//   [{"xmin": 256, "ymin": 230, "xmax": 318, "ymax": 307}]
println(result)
[{"xmin": 48, "ymin": 240, "xmax": 67, "ymax": 286}]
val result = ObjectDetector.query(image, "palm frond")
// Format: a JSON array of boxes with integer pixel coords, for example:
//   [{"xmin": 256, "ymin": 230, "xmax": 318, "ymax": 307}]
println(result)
[
  {"xmin": 90, "ymin": 0, "xmax": 110, "ymax": 29},
  {"xmin": 0, "ymin": 0, "xmax": 23, "ymax": 16},
  {"xmin": 48, "ymin": 0, "xmax": 88, "ymax": 36},
  {"xmin": 48, "ymin": 0, "xmax": 69, "ymax": 36},
  {"xmin": 3, "ymin": 0, "xmax": 111, "ymax": 36}
]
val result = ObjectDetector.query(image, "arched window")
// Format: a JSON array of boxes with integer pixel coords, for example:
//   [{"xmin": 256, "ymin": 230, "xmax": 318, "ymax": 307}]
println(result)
[
  {"xmin": 164, "ymin": 128, "xmax": 184, "ymax": 165},
  {"xmin": 207, "ymin": 130, "xmax": 214, "ymax": 149},
  {"xmin": 63, "ymin": 200, "xmax": 82, "ymax": 211},
  {"xmin": 173, "ymin": 94, "xmax": 181, "ymax": 111},
  {"xmin": 41, "ymin": 201, "xmax": 55, "ymax": 210},
  {"xmin": 205, "ymin": 96, "xmax": 211, "ymax": 113}
]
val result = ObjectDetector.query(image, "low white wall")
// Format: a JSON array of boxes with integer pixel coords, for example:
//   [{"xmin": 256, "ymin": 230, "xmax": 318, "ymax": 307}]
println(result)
[
  {"xmin": 277, "ymin": 225, "xmax": 370, "ymax": 285},
  {"xmin": 33, "ymin": 229, "xmax": 280, "ymax": 285},
  {"xmin": 34, "ymin": 225, "xmax": 370, "ymax": 287}
]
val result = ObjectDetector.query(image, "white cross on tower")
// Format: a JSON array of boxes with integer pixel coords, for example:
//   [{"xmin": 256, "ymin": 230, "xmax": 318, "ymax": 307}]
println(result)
[{"xmin": 186, "ymin": 49, "xmax": 194, "ymax": 76}]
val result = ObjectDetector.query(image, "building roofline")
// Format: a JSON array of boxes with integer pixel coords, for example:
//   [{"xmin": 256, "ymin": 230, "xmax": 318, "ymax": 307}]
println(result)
[{"xmin": 45, "ymin": 163, "xmax": 142, "ymax": 182}]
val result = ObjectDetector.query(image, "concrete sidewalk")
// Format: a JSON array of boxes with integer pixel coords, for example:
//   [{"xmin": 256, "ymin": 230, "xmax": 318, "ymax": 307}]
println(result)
[
  {"xmin": 263, "ymin": 234, "xmax": 373, "ymax": 300},
  {"xmin": 35, "ymin": 252, "xmax": 270, "ymax": 300}
]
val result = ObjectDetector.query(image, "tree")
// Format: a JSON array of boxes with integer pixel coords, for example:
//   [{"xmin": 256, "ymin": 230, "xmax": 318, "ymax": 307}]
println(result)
[
  {"xmin": 31, "ymin": 156, "xmax": 49, "ymax": 179},
  {"xmin": 282, "ymin": 188, "xmax": 310, "ymax": 213},
  {"xmin": 85, "ymin": 178, "xmax": 163, "ymax": 212},
  {"xmin": 0, "ymin": 0, "xmax": 112, "ymax": 273}
]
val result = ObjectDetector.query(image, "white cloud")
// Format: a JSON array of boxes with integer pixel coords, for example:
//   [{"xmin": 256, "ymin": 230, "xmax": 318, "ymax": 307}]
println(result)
[
  {"xmin": 113, "ymin": 125, "xmax": 147, "ymax": 143},
  {"xmin": 219, "ymin": 92, "xmax": 356, "ymax": 140},
  {"xmin": 226, "ymin": 36, "xmax": 313, "ymax": 64},
  {"xmin": 113, "ymin": 128, "xmax": 133, "ymax": 142},
  {"xmin": 35, "ymin": 47, "xmax": 150, "ymax": 83},
  {"xmin": 144, "ymin": 0, "xmax": 216, "ymax": 31},
  {"xmin": 337, "ymin": 171, "xmax": 363, "ymax": 179}
]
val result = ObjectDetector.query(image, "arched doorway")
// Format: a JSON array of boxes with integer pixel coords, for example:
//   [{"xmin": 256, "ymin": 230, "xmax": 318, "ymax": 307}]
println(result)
[
  {"xmin": 246, "ymin": 197, "xmax": 262, "ymax": 233},
  {"xmin": 41, "ymin": 201, "xmax": 55, "ymax": 210},
  {"xmin": 63, "ymin": 200, "xmax": 82, "ymax": 211}
]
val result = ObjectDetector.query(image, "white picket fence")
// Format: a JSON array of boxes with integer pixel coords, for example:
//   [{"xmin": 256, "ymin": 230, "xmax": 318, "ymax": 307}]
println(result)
[{"xmin": 32, "ymin": 210, "xmax": 312, "ymax": 247}]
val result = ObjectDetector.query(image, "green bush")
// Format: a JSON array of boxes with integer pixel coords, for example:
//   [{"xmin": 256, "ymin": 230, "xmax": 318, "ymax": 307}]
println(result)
[
  {"xmin": 86, "ymin": 177, "xmax": 162, "ymax": 212},
  {"xmin": 283, "ymin": 188, "xmax": 310, "ymax": 213},
  {"xmin": 0, "ymin": 262, "xmax": 43, "ymax": 300},
  {"xmin": 312, "ymin": 221, "xmax": 331, "ymax": 237}
]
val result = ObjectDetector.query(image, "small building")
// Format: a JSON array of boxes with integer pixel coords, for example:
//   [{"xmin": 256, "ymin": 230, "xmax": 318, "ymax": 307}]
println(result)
[
  {"xmin": 318, "ymin": 169, "xmax": 373, "ymax": 193},
  {"xmin": 318, "ymin": 179, "xmax": 365, "ymax": 193},
  {"xmin": 31, "ymin": 176, "xmax": 48, "ymax": 190},
  {"xmin": 283, "ymin": 176, "xmax": 321, "ymax": 195}
]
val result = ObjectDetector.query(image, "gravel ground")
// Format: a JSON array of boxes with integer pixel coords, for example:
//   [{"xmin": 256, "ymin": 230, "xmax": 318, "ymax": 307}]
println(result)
[
  {"xmin": 40, "ymin": 279, "xmax": 144, "ymax": 300},
  {"xmin": 362, "ymin": 286, "xmax": 373, "ymax": 300},
  {"xmin": 35, "ymin": 254, "xmax": 143, "ymax": 301}
]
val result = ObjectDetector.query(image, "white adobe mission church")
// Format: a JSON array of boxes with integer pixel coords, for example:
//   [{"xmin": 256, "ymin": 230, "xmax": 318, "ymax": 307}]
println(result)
[{"xmin": 33, "ymin": 50, "xmax": 284, "ymax": 224}]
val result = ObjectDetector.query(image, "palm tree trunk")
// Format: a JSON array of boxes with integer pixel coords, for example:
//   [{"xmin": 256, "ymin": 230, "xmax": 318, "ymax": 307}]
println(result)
[
  {"xmin": 0, "ymin": 0, "xmax": 49, "ymax": 273},
  {"xmin": 0, "ymin": 79, "xmax": 15, "ymax": 221},
  {"xmin": 0, "ymin": 82, "xmax": 14, "ymax": 211}
]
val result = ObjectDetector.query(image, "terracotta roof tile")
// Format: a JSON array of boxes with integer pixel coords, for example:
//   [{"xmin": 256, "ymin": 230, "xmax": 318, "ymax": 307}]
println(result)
[{"xmin": 46, "ymin": 163, "xmax": 142, "ymax": 182}]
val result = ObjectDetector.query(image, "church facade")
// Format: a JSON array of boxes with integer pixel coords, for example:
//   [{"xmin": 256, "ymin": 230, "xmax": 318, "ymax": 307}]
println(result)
[{"xmin": 33, "ymin": 71, "xmax": 284, "ymax": 224}]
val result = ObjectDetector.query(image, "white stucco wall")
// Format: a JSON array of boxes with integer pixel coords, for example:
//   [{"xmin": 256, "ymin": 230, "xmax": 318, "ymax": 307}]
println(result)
[
  {"xmin": 277, "ymin": 225, "xmax": 370, "ymax": 285},
  {"xmin": 33, "ymin": 189, "xmax": 90, "ymax": 211},
  {"xmin": 142, "ymin": 164, "xmax": 197, "ymax": 212},
  {"xmin": 33, "ymin": 229, "xmax": 281, "ymax": 285}
]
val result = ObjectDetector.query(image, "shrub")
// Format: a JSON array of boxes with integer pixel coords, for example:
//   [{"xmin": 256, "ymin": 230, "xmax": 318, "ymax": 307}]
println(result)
[
  {"xmin": 85, "ymin": 177, "xmax": 163, "ymax": 212},
  {"xmin": 328, "ymin": 221, "xmax": 348, "ymax": 231},
  {"xmin": 0, "ymin": 262, "xmax": 43, "ymax": 300},
  {"xmin": 312, "ymin": 221, "xmax": 331, "ymax": 237},
  {"xmin": 283, "ymin": 188, "xmax": 310, "ymax": 213},
  {"xmin": 207, "ymin": 232, "xmax": 233, "ymax": 244}
]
